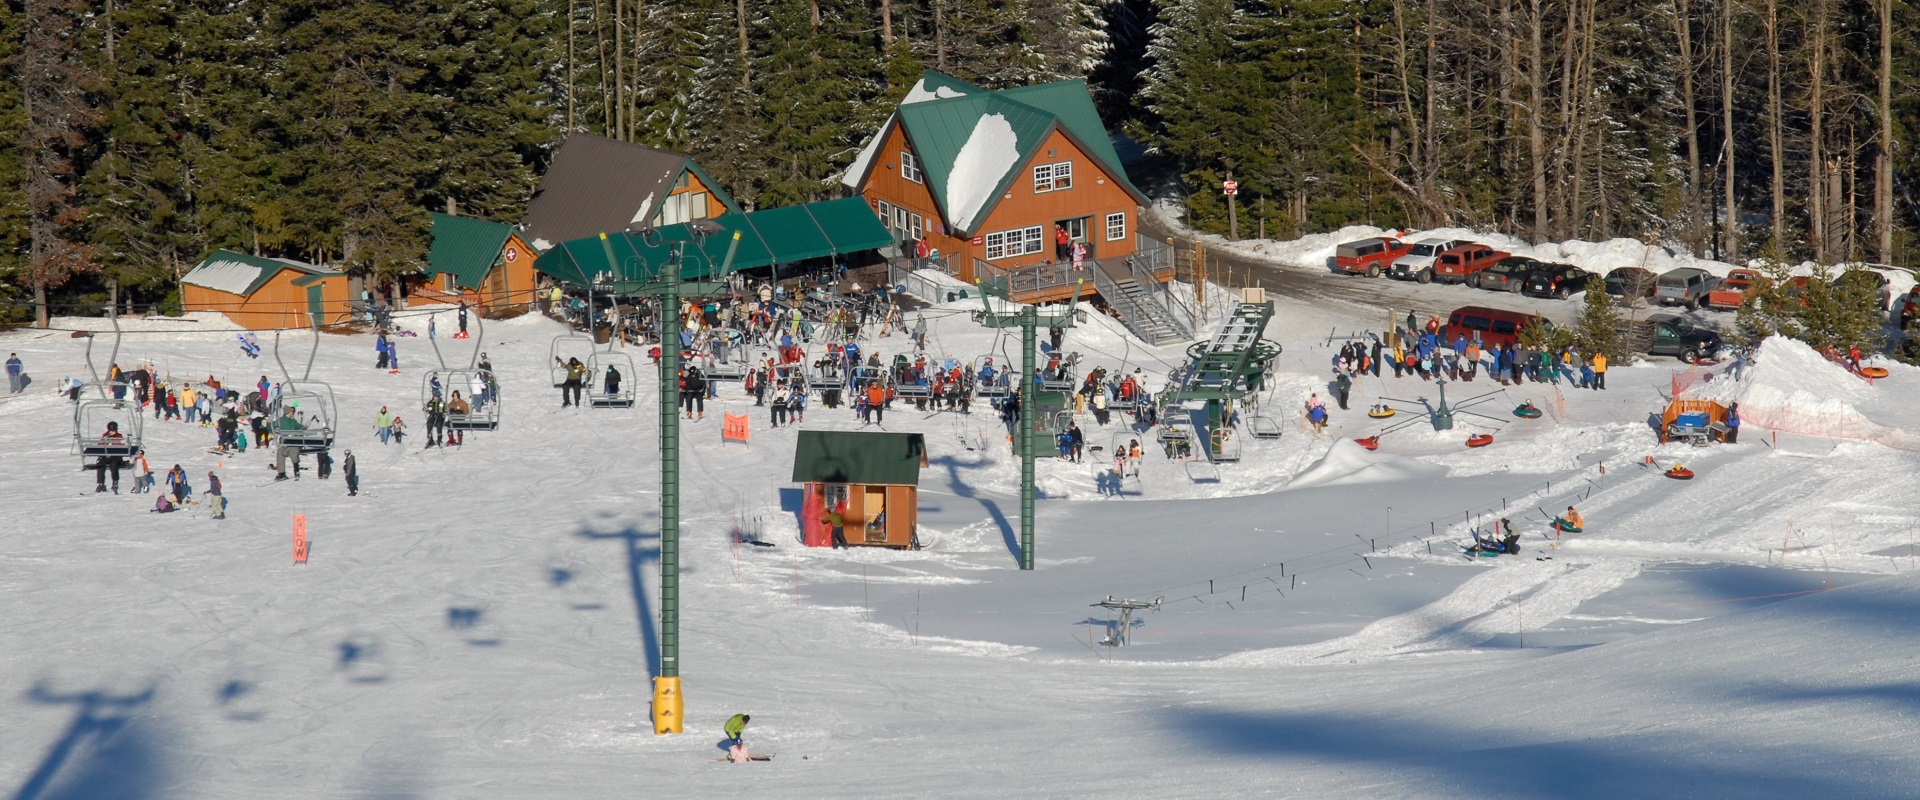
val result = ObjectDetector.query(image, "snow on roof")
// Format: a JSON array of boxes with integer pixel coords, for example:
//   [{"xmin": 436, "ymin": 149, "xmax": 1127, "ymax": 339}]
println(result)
[
  {"xmin": 902, "ymin": 78, "xmax": 969, "ymax": 105},
  {"xmin": 841, "ymin": 113, "xmax": 895, "ymax": 190},
  {"xmin": 944, "ymin": 113, "xmax": 1021, "ymax": 232},
  {"xmin": 182, "ymin": 255, "xmax": 266, "ymax": 295},
  {"xmin": 628, "ymin": 193, "xmax": 656, "ymax": 226},
  {"xmin": 531, "ymin": 238, "xmax": 553, "ymax": 252}
]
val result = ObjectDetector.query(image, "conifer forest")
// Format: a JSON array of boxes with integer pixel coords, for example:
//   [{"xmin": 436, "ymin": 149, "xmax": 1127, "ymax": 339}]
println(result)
[{"xmin": 2, "ymin": 0, "xmax": 1916, "ymax": 322}]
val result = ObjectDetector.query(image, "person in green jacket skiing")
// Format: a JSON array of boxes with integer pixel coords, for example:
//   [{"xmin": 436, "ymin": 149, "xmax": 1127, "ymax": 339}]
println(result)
[{"xmin": 724, "ymin": 713, "xmax": 750, "ymax": 746}]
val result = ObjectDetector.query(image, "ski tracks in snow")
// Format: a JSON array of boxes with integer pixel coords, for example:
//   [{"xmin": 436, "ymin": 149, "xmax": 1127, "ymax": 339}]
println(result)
[{"xmin": 1219, "ymin": 558, "xmax": 1641, "ymax": 666}]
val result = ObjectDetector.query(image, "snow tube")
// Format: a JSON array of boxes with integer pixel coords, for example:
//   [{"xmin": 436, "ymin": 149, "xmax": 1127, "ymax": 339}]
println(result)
[
  {"xmin": 1465, "ymin": 434, "xmax": 1495, "ymax": 448},
  {"xmin": 1665, "ymin": 467, "xmax": 1695, "ymax": 480},
  {"xmin": 1367, "ymin": 407, "xmax": 1396, "ymax": 419},
  {"xmin": 1861, "ymin": 366, "xmax": 1889, "ymax": 379},
  {"xmin": 1354, "ymin": 436, "xmax": 1380, "ymax": 451},
  {"xmin": 1551, "ymin": 519, "xmax": 1584, "ymax": 533},
  {"xmin": 1513, "ymin": 404, "xmax": 1542, "ymax": 419}
]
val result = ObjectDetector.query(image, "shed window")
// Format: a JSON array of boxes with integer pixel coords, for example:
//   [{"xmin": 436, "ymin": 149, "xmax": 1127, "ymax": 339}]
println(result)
[{"xmin": 1105, "ymin": 212, "xmax": 1126, "ymax": 242}]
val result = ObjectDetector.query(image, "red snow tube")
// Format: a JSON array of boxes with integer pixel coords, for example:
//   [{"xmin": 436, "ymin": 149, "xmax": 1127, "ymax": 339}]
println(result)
[
  {"xmin": 1861, "ymin": 366, "xmax": 1889, "ymax": 379},
  {"xmin": 1665, "ymin": 467, "xmax": 1695, "ymax": 480},
  {"xmin": 1466, "ymin": 434, "xmax": 1495, "ymax": 448},
  {"xmin": 1355, "ymin": 436, "xmax": 1380, "ymax": 451}
]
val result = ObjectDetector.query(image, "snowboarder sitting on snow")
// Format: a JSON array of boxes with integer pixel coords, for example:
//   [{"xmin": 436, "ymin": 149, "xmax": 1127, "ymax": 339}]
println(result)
[{"xmin": 151, "ymin": 494, "xmax": 177, "ymax": 513}]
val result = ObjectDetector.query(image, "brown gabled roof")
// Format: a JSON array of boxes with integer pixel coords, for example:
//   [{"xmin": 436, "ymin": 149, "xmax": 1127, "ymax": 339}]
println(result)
[{"xmin": 519, "ymin": 134, "xmax": 740, "ymax": 248}]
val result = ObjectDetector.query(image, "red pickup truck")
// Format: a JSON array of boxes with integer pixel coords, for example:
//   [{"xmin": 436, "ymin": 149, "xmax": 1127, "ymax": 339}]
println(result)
[
  {"xmin": 1432, "ymin": 244, "xmax": 1509, "ymax": 285},
  {"xmin": 1333, "ymin": 237, "xmax": 1412, "ymax": 277}
]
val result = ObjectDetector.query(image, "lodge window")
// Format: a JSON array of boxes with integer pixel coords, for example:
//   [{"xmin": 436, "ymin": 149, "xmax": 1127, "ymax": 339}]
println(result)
[
  {"xmin": 1105, "ymin": 212, "xmax": 1126, "ymax": 241},
  {"xmin": 984, "ymin": 225, "xmax": 1045, "ymax": 260},
  {"xmin": 909, "ymin": 212, "xmax": 924, "ymax": 241},
  {"xmin": 901, "ymin": 151, "xmax": 924, "ymax": 184},
  {"xmin": 1033, "ymin": 161, "xmax": 1073, "ymax": 193}
]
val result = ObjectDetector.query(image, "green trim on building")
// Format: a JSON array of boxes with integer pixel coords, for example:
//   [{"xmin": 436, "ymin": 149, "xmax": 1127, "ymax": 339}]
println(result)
[
  {"xmin": 426, "ymin": 212, "xmax": 516, "ymax": 289},
  {"xmin": 791, "ymin": 430, "xmax": 928, "ymax": 486}
]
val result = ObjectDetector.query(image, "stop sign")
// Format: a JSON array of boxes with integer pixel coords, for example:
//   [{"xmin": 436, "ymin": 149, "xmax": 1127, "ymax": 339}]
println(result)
[{"xmin": 1223, "ymin": 180, "xmax": 1239, "ymax": 196}]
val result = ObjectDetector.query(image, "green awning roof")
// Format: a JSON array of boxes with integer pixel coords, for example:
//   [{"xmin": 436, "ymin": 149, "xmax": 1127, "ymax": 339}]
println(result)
[
  {"xmin": 791, "ymin": 430, "xmax": 927, "ymax": 486},
  {"xmin": 426, "ymin": 212, "xmax": 515, "ymax": 289},
  {"xmin": 533, "ymin": 198, "xmax": 889, "ymax": 289}
]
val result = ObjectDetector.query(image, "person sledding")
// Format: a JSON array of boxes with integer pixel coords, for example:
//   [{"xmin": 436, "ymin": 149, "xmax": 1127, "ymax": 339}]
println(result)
[
  {"xmin": 1552, "ymin": 506, "xmax": 1584, "ymax": 533},
  {"xmin": 1467, "ymin": 518, "xmax": 1522, "ymax": 556}
]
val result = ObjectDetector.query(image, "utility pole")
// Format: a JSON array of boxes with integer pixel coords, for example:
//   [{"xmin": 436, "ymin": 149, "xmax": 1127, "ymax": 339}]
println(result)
[
  {"xmin": 975, "ymin": 280, "xmax": 1081, "ymax": 570},
  {"xmin": 605, "ymin": 224, "xmax": 738, "ymax": 735}
]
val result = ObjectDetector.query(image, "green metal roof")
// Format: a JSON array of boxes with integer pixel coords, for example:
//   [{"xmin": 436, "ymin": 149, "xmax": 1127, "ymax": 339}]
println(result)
[
  {"xmin": 425, "ymin": 212, "xmax": 516, "ymax": 289},
  {"xmin": 995, "ymin": 80, "xmax": 1141, "ymax": 198},
  {"xmin": 533, "ymin": 199, "xmax": 889, "ymax": 288},
  {"xmin": 184, "ymin": 249, "xmax": 337, "ymax": 296},
  {"xmin": 791, "ymin": 430, "xmax": 927, "ymax": 486}
]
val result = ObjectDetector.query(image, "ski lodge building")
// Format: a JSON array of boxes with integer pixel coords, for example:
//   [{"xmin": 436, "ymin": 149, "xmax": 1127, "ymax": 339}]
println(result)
[
  {"xmin": 416, "ymin": 212, "xmax": 540, "ymax": 314},
  {"xmin": 180, "ymin": 249, "xmax": 351, "ymax": 330},
  {"xmin": 843, "ymin": 71, "xmax": 1185, "ymax": 341}
]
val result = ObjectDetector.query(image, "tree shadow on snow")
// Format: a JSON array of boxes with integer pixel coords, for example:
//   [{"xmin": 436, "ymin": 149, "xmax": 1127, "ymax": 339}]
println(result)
[
  {"xmin": 929, "ymin": 454, "xmax": 1021, "ymax": 565},
  {"xmin": 14, "ymin": 681, "xmax": 169, "ymax": 800},
  {"xmin": 1160, "ymin": 706, "xmax": 1880, "ymax": 799},
  {"xmin": 577, "ymin": 518, "xmax": 664, "ymax": 676}
]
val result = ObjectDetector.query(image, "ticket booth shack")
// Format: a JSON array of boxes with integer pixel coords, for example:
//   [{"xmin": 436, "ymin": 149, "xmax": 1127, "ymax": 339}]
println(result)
[{"xmin": 793, "ymin": 431, "xmax": 927, "ymax": 549}]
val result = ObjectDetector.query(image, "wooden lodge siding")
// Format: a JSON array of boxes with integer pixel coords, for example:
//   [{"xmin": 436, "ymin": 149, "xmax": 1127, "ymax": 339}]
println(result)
[{"xmin": 182, "ymin": 271, "xmax": 351, "ymax": 331}]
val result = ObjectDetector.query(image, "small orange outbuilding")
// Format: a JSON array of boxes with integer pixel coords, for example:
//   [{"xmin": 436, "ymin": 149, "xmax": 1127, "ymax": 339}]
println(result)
[{"xmin": 181, "ymin": 250, "xmax": 351, "ymax": 330}]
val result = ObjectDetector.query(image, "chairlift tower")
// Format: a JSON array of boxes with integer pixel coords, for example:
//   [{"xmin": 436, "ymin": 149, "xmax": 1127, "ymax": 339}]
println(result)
[
  {"xmin": 1163, "ymin": 300, "xmax": 1280, "ymax": 462},
  {"xmin": 973, "ymin": 280, "xmax": 1083, "ymax": 571},
  {"xmin": 611, "ymin": 222, "xmax": 739, "ymax": 735}
]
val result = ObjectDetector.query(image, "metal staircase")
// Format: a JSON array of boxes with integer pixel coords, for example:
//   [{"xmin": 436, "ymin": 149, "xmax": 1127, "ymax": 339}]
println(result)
[
  {"xmin": 1163, "ymin": 300, "xmax": 1281, "ymax": 464},
  {"xmin": 1092, "ymin": 260, "xmax": 1192, "ymax": 346}
]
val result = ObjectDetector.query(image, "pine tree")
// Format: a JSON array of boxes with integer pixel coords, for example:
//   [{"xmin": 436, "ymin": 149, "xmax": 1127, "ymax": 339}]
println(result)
[
  {"xmin": 0, "ymin": 3, "xmax": 32, "ymax": 323},
  {"xmin": 1136, "ymin": 0, "xmax": 1273, "ymax": 232},
  {"xmin": 18, "ymin": 0, "xmax": 102, "ymax": 327},
  {"xmin": 1572, "ymin": 275, "xmax": 1625, "ymax": 362},
  {"xmin": 1730, "ymin": 258, "xmax": 1803, "ymax": 349},
  {"xmin": 753, "ymin": 0, "xmax": 881, "ymax": 206}
]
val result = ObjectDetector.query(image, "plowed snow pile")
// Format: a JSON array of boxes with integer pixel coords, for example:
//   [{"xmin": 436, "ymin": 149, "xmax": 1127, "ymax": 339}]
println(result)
[{"xmin": 1685, "ymin": 337, "xmax": 1872, "ymax": 439}]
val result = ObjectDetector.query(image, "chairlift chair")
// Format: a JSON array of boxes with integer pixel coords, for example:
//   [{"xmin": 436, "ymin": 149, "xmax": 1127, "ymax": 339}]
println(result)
[
  {"xmin": 703, "ymin": 328, "xmax": 751, "ymax": 381},
  {"xmin": 275, "ymin": 382, "xmax": 339, "ymax": 453},
  {"xmin": 1040, "ymin": 351, "xmax": 1081, "ymax": 394},
  {"xmin": 971, "ymin": 355, "xmax": 1015, "ymax": 400},
  {"xmin": 549, "ymin": 332, "xmax": 597, "ymax": 388},
  {"xmin": 438, "ymin": 370, "xmax": 502, "ymax": 430},
  {"xmin": 72, "ymin": 384, "xmax": 144, "ymax": 466},
  {"xmin": 586, "ymin": 350, "xmax": 638, "ymax": 409}
]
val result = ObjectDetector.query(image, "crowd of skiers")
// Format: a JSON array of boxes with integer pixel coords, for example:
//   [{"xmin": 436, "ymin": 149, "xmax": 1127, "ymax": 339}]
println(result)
[{"xmin": 1329, "ymin": 314, "xmax": 1612, "ymax": 391}]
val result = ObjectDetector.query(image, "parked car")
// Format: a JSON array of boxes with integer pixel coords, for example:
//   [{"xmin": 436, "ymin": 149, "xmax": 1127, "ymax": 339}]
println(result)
[
  {"xmin": 1334, "ymin": 237, "xmax": 1412, "ymax": 277},
  {"xmin": 1604, "ymin": 267, "xmax": 1657, "ymax": 299},
  {"xmin": 1474, "ymin": 256, "xmax": 1541, "ymax": 293},
  {"xmin": 1522, "ymin": 264, "xmax": 1593, "ymax": 299},
  {"xmin": 1388, "ymin": 238, "xmax": 1469, "ymax": 283},
  {"xmin": 1897, "ymin": 287, "xmax": 1920, "ymax": 328},
  {"xmin": 1704, "ymin": 268, "xmax": 1761, "ymax": 311},
  {"xmin": 1833, "ymin": 269, "xmax": 1893, "ymax": 312},
  {"xmin": 1617, "ymin": 313, "xmax": 1726, "ymax": 363},
  {"xmin": 1432, "ymin": 244, "xmax": 1509, "ymax": 285},
  {"xmin": 1447, "ymin": 305, "xmax": 1551, "ymax": 349},
  {"xmin": 1655, "ymin": 267, "xmax": 1720, "ymax": 309}
]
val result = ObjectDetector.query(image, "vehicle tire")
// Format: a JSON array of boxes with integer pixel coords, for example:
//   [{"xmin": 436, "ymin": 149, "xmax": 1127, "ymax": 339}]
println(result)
[
  {"xmin": 1507, "ymin": 282, "xmax": 1521, "ymax": 294},
  {"xmin": 1417, "ymin": 270, "xmax": 1432, "ymax": 285},
  {"xmin": 1681, "ymin": 347, "xmax": 1699, "ymax": 364},
  {"xmin": 1555, "ymin": 287, "xmax": 1570, "ymax": 300},
  {"xmin": 1366, "ymin": 265, "xmax": 1380, "ymax": 278}
]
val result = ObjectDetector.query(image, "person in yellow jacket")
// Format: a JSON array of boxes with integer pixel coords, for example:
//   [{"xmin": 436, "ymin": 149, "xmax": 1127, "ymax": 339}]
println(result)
[{"xmin": 1591, "ymin": 353, "xmax": 1608, "ymax": 390}]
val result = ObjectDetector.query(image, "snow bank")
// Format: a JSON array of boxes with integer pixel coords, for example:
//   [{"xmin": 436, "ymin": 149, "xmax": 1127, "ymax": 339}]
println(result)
[
  {"xmin": 1288, "ymin": 438, "xmax": 1449, "ymax": 489},
  {"xmin": 1686, "ymin": 337, "xmax": 1875, "ymax": 438},
  {"xmin": 946, "ymin": 114, "xmax": 1020, "ymax": 232}
]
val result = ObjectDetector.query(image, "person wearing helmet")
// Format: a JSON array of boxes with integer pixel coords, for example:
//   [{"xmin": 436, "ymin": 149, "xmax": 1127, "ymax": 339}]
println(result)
[{"xmin": 93, "ymin": 421, "xmax": 126, "ymax": 493}]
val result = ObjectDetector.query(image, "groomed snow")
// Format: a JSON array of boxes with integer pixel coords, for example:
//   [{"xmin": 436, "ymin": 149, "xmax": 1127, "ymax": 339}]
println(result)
[
  {"xmin": 944, "ymin": 113, "xmax": 1020, "ymax": 233},
  {"xmin": 5, "ymin": 264, "xmax": 1920, "ymax": 797}
]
